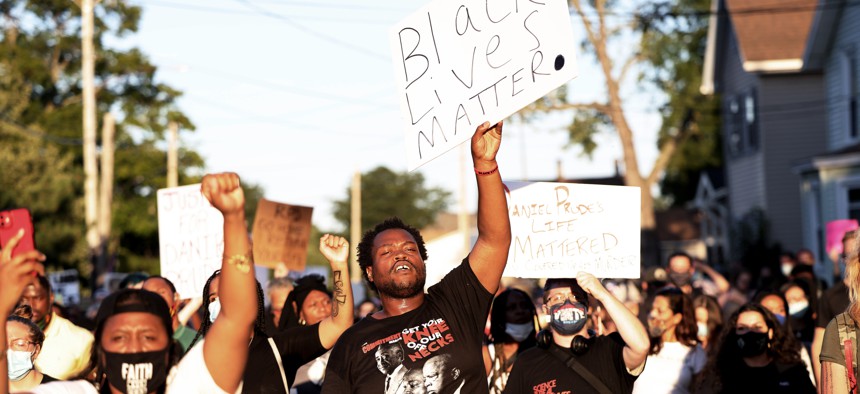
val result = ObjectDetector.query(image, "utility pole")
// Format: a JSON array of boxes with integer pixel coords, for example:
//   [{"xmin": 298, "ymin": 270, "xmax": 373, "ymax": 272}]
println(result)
[
  {"xmin": 98, "ymin": 113, "xmax": 115, "ymax": 273},
  {"xmin": 350, "ymin": 170, "xmax": 361, "ymax": 283},
  {"xmin": 167, "ymin": 121, "xmax": 178, "ymax": 188},
  {"xmin": 80, "ymin": 0, "xmax": 100, "ymax": 290}
]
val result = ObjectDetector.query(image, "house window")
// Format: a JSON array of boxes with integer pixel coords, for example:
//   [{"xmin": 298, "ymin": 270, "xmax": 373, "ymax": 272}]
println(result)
[
  {"xmin": 850, "ymin": 55, "xmax": 858, "ymax": 138},
  {"xmin": 726, "ymin": 89, "xmax": 759, "ymax": 156},
  {"xmin": 849, "ymin": 187, "xmax": 860, "ymax": 222}
]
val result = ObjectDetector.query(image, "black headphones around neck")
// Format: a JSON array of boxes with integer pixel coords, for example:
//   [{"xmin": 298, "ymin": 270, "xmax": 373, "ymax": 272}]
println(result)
[{"xmin": 536, "ymin": 328, "xmax": 594, "ymax": 355}]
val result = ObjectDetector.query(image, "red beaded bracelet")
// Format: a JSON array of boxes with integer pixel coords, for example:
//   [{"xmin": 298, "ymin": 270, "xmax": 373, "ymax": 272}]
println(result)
[{"xmin": 475, "ymin": 165, "xmax": 498, "ymax": 176}]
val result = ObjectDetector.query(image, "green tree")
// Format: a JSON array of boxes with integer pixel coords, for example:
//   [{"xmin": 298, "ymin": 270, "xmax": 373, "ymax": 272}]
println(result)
[
  {"xmin": 0, "ymin": 1, "xmax": 206, "ymax": 279},
  {"xmin": 333, "ymin": 166, "xmax": 451, "ymax": 236},
  {"xmin": 523, "ymin": 0, "xmax": 720, "ymax": 224}
]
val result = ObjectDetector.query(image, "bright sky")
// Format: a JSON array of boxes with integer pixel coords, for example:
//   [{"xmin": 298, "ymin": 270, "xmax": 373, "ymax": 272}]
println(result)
[{"xmin": 125, "ymin": 0, "xmax": 663, "ymax": 232}]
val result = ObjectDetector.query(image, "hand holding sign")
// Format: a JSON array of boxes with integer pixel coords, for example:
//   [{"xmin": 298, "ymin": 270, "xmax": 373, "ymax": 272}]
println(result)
[
  {"xmin": 201, "ymin": 173, "xmax": 245, "ymax": 217},
  {"xmin": 575, "ymin": 271, "xmax": 610, "ymax": 302},
  {"xmin": 320, "ymin": 234, "xmax": 349, "ymax": 270},
  {"xmin": 471, "ymin": 121, "xmax": 503, "ymax": 171}
]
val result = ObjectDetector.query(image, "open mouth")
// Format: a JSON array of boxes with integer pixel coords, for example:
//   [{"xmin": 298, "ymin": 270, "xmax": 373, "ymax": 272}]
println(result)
[{"xmin": 394, "ymin": 263, "xmax": 412, "ymax": 273}]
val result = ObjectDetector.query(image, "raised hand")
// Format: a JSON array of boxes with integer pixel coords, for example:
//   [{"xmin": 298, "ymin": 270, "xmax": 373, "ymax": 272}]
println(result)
[
  {"xmin": 201, "ymin": 172, "xmax": 245, "ymax": 217},
  {"xmin": 576, "ymin": 271, "xmax": 609, "ymax": 301},
  {"xmin": 0, "ymin": 229, "xmax": 45, "ymax": 316},
  {"xmin": 471, "ymin": 121, "xmax": 503, "ymax": 170},
  {"xmin": 319, "ymin": 234, "xmax": 349, "ymax": 268}
]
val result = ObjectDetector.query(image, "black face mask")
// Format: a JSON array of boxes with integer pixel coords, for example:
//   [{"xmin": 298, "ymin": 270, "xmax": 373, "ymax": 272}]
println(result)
[
  {"xmin": 735, "ymin": 331, "xmax": 769, "ymax": 358},
  {"xmin": 669, "ymin": 272, "xmax": 692, "ymax": 287},
  {"xmin": 102, "ymin": 349, "xmax": 169, "ymax": 394}
]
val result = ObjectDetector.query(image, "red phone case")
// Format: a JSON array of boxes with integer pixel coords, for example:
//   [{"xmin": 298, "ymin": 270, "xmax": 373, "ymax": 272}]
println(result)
[{"xmin": 0, "ymin": 208, "xmax": 36, "ymax": 258}]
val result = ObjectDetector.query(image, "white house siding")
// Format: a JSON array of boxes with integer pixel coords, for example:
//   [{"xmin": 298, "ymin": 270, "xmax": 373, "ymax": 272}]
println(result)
[
  {"xmin": 825, "ymin": 4, "xmax": 860, "ymax": 150},
  {"xmin": 760, "ymin": 75, "xmax": 826, "ymax": 250}
]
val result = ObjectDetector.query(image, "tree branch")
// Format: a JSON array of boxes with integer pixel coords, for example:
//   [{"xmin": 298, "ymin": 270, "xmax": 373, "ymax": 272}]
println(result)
[
  {"xmin": 646, "ymin": 110, "xmax": 696, "ymax": 186},
  {"xmin": 618, "ymin": 53, "xmax": 642, "ymax": 84},
  {"xmin": 570, "ymin": 0, "xmax": 600, "ymax": 51}
]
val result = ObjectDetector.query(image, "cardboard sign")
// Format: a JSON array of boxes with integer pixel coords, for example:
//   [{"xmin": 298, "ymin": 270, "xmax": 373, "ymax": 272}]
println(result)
[
  {"xmin": 252, "ymin": 198, "xmax": 313, "ymax": 270},
  {"xmin": 391, "ymin": 0, "xmax": 578, "ymax": 170},
  {"xmin": 503, "ymin": 182, "xmax": 641, "ymax": 279},
  {"xmin": 157, "ymin": 184, "xmax": 224, "ymax": 298},
  {"xmin": 827, "ymin": 219, "xmax": 859, "ymax": 256}
]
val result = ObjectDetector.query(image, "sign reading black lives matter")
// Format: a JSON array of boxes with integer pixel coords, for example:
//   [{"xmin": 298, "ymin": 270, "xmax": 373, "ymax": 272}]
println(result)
[
  {"xmin": 391, "ymin": 0, "xmax": 578, "ymax": 170},
  {"xmin": 157, "ymin": 184, "xmax": 224, "ymax": 297},
  {"xmin": 503, "ymin": 182, "xmax": 641, "ymax": 279}
]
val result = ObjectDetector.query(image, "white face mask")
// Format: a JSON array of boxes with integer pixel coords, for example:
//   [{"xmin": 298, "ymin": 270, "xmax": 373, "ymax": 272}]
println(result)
[
  {"xmin": 208, "ymin": 299, "xmax": 221, "ymax": 323},
  {"xmin": 788, "ymin": 300, "xmax": 809, "ymax": 317},
  {"xmin": 7, "ymin": 350, "xmax": 33, "ymax": 381},
  {"xmin": 697, "ymin": 322, "xmax": 709, "ymax": 339},
  {"xmin": 781, "ymin": 264, "xmax": 794, "ymax": 277},
  {"xmin": 505, "ymin": 322, "xmax": 534, "ymax": 343}
]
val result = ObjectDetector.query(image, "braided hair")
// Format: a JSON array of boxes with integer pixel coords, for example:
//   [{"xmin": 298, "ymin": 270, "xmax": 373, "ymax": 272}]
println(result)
[{"xmin": 189, "ymin": 270, "xmax": 268, "ymax": 349}]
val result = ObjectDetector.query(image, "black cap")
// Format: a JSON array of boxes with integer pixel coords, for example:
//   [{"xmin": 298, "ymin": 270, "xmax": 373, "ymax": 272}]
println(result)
[
  {"xmin": 543, "ymin": 278, "xmax": 589, "ymax": 305},
  {"xmin": 95, "ymin": 289, "xmax": 173, "ymax": 340}
]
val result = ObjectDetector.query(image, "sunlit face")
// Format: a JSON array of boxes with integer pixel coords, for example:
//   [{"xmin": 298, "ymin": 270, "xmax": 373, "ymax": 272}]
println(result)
[
  {"xmin": 19, "ymin": 283, "xmax": 52, "ymax": 324},
  {"xmin": 505, "ymin": 291, "xmax": 533, "ymax": 324},
  {"xmin": 735, "ymin": 311, "xmax": 769, "ymax": 335},
  {"xmin": 208, "ymin": 276, "xmax": 221, "ymax": 304},
  {"xmin": 300, "ymin": 290, "xmax": 332, "ymax": 326},
  {"xmin": 668, "ymin": 255, "xmax": 692, "ymax": 274},
  {"xmin": 783, "ymin": 285, "xmax": 806, "ymax": 305},
  {"xmin": 100, "ymin": 312, "xmax": 169, "ymax": 354},
  {"xmin": 143, "ymin": 278, "xmax": 176, "ymax": 310},
  {"xmin": 367, "ymin": 229, "xmax": 426, "ymax": 298},
  {"xmin": 6, "ymin": 321, "xmax": 40, "ymax": 361},
  {"xmin": 695, "ymin": 306, "xmax": 708, "ymax": 327},
  {"xmin": 759, "ymin": 294, "xmax": 786, "ymax": 317},
  {"xmin": 648, "ymin": 295, "xmax": 679, "ymax": 333}
]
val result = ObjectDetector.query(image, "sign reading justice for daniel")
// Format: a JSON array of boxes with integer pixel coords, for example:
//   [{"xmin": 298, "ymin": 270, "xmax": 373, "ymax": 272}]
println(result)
[
  {"xmin": 391, "ymin": 0, "xmax": 578, "ymax": 170},
  {"xmin": 503, "ymin": 182, "xmax": 641, "ymax": 279}
]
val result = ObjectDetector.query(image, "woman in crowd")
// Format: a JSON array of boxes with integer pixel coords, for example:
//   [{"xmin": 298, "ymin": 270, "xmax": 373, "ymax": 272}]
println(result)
[
  {"xmin": 7, "ymin": 306, "xmax": 55, "ymax": 392},
  {"xmin": 194, "ymin": 235, "xmax": 353, "ymax": 394},
  {"xmin": 781, "ymin": 280, "xmax": 815, "ymax": 348},
  {"xmin": 754, "ymin": 290, "xmax": 816, "ymax": 385},
  {"xmin": 482, "ymin": 288, "xmax": 539, "ymax": 394},
  {"xmin": 696, "ymin": 303, "xmax": 815, "ymax": 393},
  {"xmin": 633, "ymin": 288, "xmax": 706, "ymax": 394},
  {"xmin": 284, "ymin": 275, "xmax": 337, "ymax": 393},
  {"xmin": 2, "ymin": 172, "xmax": 257, "ymax": 394},
  {"xmin": 692, "ymin": 295, "xmax": 722, "ymax": 352}
]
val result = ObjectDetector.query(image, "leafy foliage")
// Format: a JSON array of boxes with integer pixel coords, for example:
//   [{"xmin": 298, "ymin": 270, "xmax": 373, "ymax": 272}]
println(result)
[{"xmin": 332, "ymin": 166, "xmax": 452, "ymax": 236}]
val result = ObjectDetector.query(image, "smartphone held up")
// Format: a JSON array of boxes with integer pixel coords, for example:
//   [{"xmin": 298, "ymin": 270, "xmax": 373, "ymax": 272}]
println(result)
[{"xmin": 0, "ymin": 208, "xmax": 36, "ymax": 258}]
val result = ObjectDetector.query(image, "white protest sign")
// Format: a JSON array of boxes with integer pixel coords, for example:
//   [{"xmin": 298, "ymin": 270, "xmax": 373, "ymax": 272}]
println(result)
[
  {"xmin": 157, "ymin": 184, "xmax": 224, "ymax": 298},
  {"xmin": 391, "ymin": 0, "xmax": 578, "ymax": 170},
  {"xmin": 504, "ymin": 182, "xmax": 641, "ymax": 279}
]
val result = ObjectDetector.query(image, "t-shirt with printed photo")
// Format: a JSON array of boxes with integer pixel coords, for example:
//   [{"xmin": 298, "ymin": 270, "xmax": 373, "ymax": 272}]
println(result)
[{"xmin": 321, "ymin": 259, "xmax": 492, "ymax": 394}]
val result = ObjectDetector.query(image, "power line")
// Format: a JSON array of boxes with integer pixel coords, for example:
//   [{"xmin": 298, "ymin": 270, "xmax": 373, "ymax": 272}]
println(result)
[
  {"xmin": 141, "ymin": 0, "xmax": 393, "ymax": 25},
  {"xmin": 230, "ymin": 0, "xmax": 389, "ymax": 62}
]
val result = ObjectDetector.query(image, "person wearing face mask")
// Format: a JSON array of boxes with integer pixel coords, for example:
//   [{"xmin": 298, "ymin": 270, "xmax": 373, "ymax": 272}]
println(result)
[
  {"xmin": 781, "ymin": 281, "xmax": 815, "ymax": 349},
  {"xmin": 6, "ymin": 306, "xmax": 56, "ymax": 392},
  {"xmin": 23, "ymin": 172, "xmax": 263, "ymax": 394},
  {"xmin": 664, "ymin": 252, "xmax": 729, "ymax": 298},
  {"xmin": 754, "ymin": 291, "xmax": 816, "ymax": 386},
  {"xmin": 481, "ymin": 288, "xmax": 538, "ymax": 394},
  {"xmin": 632, "ymin": 288, "xmax": 706, "ymax": 394},
  {"xmin": 503, "ymin": 273, "xmax": 649, "ymax": 393},
  {"xmin": 692, "ymin": 295, "xmax": 722, "ymax": 353},
  {"xmin": 695, "ymin": 303, "xmax": 815, "ymax": 393}
]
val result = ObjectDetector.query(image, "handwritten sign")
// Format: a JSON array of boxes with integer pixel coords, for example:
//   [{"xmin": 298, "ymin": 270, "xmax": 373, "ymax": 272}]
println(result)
[
  {"xmin": 252, "ymin": 198, "xmax": 313, "ymax": 270},
  {"xmin": 157, "ymin": 184, "xmax": 224, "ymax": 298},
  {"xmin": 391, "ymin": 0, "xmax": 578, "ymax": 170},
  {"xmin": 827, "ymin": 219, "xmax": 859, "ymax": 256},
  {"xmin": 503, "ymin": 182, "xmax": 641, "ymax": 279}
]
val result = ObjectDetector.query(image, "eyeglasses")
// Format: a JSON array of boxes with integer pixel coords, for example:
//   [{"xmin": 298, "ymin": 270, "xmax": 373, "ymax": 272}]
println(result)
[
  {"xmin": 544, "ymin": 292, "xmax": 579, "ymax": 306},
  {"xmin": 8, "ymin": 338, "xmax": 37, "ymax": 352}
]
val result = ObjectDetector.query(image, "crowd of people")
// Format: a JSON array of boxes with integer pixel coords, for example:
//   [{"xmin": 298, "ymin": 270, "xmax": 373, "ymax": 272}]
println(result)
[{"xmin": 2, "ymin": 118, "xmax": 860, "ymax": 394}]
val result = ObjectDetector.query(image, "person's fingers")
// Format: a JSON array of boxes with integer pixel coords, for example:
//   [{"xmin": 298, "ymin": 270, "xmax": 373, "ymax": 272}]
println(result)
[
  {"xmin": 491, "ymin": 121, "xmax": 503, "ymax": 137},
  {"xmin": 1, "ymin": 228, "xmax": 25, "ymax": 263}
]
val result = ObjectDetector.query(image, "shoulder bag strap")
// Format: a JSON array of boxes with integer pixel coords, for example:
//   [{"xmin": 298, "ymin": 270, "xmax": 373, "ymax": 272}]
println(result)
[
  {"xmin": 268, "ymin": 337, "xmax": 290, "ymax": 393},
  {"xmin": 838, "ymin": 313, "xmax": 858, "ymax": 394},
  {"xmin": 547, "ymin": 345, "xmax": 612, "ymax": 394}
]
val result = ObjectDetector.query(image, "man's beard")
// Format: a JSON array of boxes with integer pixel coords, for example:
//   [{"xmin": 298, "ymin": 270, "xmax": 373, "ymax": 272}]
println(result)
[{"xmin": 376, "ymin": 268, "xmax": 427, "ymax": 298}]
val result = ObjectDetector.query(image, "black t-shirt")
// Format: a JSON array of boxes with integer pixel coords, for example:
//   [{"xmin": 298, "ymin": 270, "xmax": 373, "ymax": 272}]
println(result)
[
  {"xmin": 503, "ymin": 332, "xmax": 638, "ymax": 394},
  {"xmin": 717, "ymin": 361, "xmax": 815, "ymax": 394},
  {"xmin": 321, "ymin": 258, "xmax": 493, "ymax": 394},
  {"xmin": 817, "ymin": 281, "xmax": 850, "ymax": 328},
  {"xmin": 243, "ymin": 323, "xmax": 327, "ymax": 394}
]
